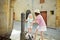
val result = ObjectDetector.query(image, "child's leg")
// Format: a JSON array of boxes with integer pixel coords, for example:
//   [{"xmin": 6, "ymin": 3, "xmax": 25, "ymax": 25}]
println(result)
[
  {"xmin": 40, "ymin": 31, "xmax": 44, "ymax": 40},
  {"xmin": 28, "ymin": 28, "xmax": 32, "ymax": 33},
  {"xmin": 34, "ymin": 29, "xmax": 38, "ymax": 40}
]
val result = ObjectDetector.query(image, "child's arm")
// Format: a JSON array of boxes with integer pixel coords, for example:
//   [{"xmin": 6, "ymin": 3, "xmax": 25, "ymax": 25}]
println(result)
[
  {"xmin": 24, "ymin": 19, "xmax": 28, "ymax": 22},
  {"xmin": 32, "ymin": 19, "xmax": 40, "ymax": 25}
]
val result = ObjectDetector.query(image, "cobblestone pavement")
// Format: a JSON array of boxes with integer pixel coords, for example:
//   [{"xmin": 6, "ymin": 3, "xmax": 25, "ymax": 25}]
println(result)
[{"xmin": 10, "ymin": 21, "xmax": 60, "ymax": 40}]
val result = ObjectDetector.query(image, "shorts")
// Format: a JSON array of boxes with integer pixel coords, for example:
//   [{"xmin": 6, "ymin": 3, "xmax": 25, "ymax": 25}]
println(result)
[
  {"xmin": 36, "ymin": 25, "xmax": 47, "ymax": 32},
  {"xmin": 27, "ymin": 24, "xmax": 32, "ymax": 29},
  {"xmin": 25, "ymin": 23, "xmax": 32, "ymax": 31},
  {"xmin": 27, "ymin": 23, "xmax": 32, "ymax": 29}
]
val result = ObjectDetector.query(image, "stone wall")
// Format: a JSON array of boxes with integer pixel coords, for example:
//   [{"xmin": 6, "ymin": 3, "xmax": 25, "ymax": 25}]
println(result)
[
  {"xmin": 56, "ymin": 0, "xmax": 60, "ymax": 27},
  {"xmin": 0, "ymin": 0, "xmax": 13, "ymax": 35}
]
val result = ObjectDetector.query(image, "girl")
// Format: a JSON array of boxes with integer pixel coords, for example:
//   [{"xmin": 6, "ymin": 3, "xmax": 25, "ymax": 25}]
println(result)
[
  {"xmin": 25, "ymin": 10, "xmax": 33, "ymax": 40},
  {"xmin": 26, "ymin": 13, "xmax": 33, "ymax": 33},
  {"xmin": 33, "ymin": 9, "xmax": 47, "ymax": 40}
]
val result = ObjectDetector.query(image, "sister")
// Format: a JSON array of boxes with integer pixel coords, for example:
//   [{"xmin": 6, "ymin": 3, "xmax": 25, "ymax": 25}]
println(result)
[{"xmin": 33, "ymin": 9, "xmax": 47, "ymax": 40}]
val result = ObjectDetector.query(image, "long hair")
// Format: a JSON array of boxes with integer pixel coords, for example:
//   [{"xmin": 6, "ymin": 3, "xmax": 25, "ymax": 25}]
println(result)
[{"xmin": 26, "ymin": 10, "xmax": 31, "ymax": 19}]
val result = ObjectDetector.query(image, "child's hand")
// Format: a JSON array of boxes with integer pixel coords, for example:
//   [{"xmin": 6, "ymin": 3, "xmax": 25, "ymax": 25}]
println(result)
[
  {"xmin": 32, "ymin": 21, "xmax": 35, "ymax": 24},
  {"xmin": 24, "ymin": 19, "xmax": 28, "ymax": 22},
  {"xmin": 26, "ymin": 20, "xmax": 28, "ymax": 22}
]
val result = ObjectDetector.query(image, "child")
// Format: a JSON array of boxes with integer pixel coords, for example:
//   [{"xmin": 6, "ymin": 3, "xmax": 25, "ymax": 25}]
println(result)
[
  {"xmin": 33, "ymin": 9, "xmax": 47, "ymax": 40},
  {"xmin": 25, "ymin": 10, "xmax": 33, "ymax": 40},
  {"xmin": 26, "ymin": 13, "xmax": 33, "ymax": 33}
]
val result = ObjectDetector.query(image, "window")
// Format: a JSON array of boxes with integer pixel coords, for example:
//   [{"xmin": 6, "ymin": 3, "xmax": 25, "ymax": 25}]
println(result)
[
  {"xmin": 50, "ymin": 11, "xmax": 54, "ymax": 15},
  {"xmin": 40, "ymin": 0, "xmax": 45, "ymax": 4}
]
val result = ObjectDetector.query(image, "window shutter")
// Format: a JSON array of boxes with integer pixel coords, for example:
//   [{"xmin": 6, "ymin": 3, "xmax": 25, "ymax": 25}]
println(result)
[{"xmin": 40, "ymin": 0, "xmax": 45, "ymax": 4}]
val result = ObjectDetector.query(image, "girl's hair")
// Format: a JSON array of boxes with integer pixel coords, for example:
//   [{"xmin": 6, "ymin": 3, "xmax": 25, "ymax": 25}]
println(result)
[
  {"xmin": 26, "ymin": 10, "xmax": 31, "ymax": 19},
  {"xmin": 35, "ymin": 12, "xmax": 40, "ymax": 16}
]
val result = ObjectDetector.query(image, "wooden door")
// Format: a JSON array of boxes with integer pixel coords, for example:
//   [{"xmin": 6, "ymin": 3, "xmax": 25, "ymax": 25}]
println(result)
[{"xmin": 40, "ymin": 11, "xmax": 47, "ymax": 25}]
